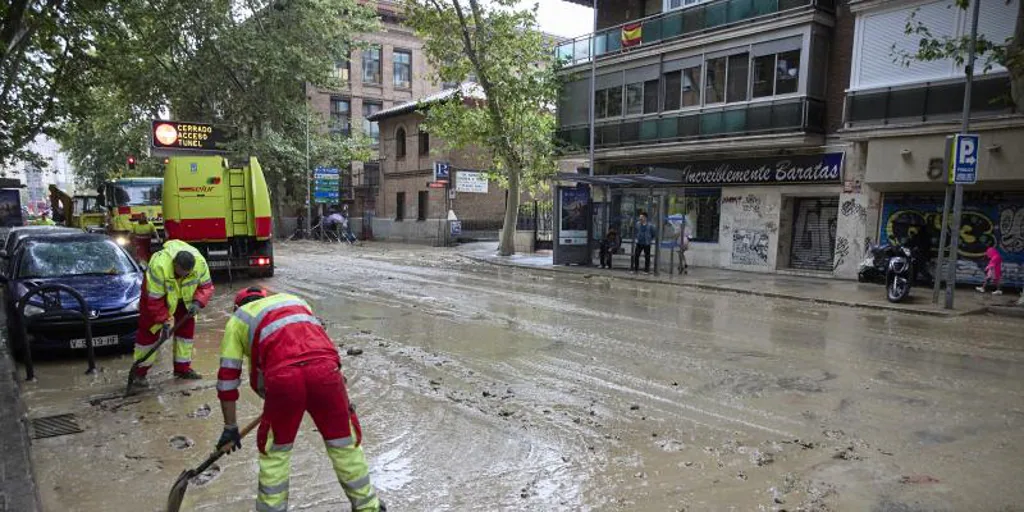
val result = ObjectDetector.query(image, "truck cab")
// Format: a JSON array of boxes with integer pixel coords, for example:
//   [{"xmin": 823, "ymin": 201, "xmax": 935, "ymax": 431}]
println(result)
[
  {"xmin": 99, "ymin": 178, "xmax": 164, "ymax": 238},
  {"xmin": 162, "ymin": 156, "xmax": 274, "ymax": 277}
]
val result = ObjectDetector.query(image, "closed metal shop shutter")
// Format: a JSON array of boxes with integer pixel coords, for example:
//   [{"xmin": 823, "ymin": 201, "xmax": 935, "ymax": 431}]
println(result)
[{"xmin": 791, "ymin": 197, "xmax": 838, "ymax": 271}]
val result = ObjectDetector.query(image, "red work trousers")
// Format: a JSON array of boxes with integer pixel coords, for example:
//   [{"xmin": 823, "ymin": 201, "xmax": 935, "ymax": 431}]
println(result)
[
  {"xmin": 257, "ymin": 358, "xmax": 362, "ymax": 453},
  {"xmin": 130, "ymin": 234, "xmax": 153, "ymax": 263},
  {"xmin": 134, "ymin": 304, "xmax": 195, "ymax": 376}
]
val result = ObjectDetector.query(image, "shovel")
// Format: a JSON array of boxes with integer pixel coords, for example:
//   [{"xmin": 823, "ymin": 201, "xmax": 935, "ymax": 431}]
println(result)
[
  {"xmin": 167, "ymin": 416, "xmax": 261, "ymax": 512},
  {"xmin": 124, "ymin": 311, "xmax": 196, "ymax": 397}
]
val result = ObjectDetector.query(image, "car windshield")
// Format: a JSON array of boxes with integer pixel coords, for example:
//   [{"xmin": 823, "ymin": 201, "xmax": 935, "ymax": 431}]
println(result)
[
  {"xmin": 112, "ymin": 184, "xmax": 162, "ymax": 207},
  {"xmin": 74, "ymin": 196, "xmax": 103, "ymax": 214},
  {"xmin": 18, "ymin": 240, "xmax": 134, "ymax": 278}
]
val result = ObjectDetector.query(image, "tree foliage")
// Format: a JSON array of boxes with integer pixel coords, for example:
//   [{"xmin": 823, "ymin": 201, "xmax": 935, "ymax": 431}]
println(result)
[
  {"xmin": 53, "ymin": 0, "xmax": 379, "ymax": 210},
  {"xmin": 896, "ymin": 0, "xmax": 1023, "ymax": 108},
  {"xmin": 0, "ymin": 0, "xmax": 102, "ymax": 169},
  {"xmin": 402, "ymin": 0, "xmax": 560, "ymax": 255}
]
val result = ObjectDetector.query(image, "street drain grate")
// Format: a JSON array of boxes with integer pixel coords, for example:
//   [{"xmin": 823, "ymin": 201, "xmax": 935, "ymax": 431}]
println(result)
[{"xmin": 31, "ymin": 414, "xmax": 84, "ymax": 439}]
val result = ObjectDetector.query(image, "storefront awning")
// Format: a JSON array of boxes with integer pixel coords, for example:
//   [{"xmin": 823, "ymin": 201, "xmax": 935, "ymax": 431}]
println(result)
[{"xmin": 555, "ymin": 168, "xmax": 683, "ymax": 186}]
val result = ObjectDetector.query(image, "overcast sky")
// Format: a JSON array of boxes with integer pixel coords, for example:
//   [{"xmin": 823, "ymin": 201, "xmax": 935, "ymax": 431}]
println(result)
[{"xmin": 524, "ymin": 0, "xmax": 593, "ymax": 39}]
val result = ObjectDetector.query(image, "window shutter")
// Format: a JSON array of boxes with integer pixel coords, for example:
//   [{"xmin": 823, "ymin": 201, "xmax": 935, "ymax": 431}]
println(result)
[{"xmin": 856, "ymin": 0, "xmax": 957, "ymax": 88}]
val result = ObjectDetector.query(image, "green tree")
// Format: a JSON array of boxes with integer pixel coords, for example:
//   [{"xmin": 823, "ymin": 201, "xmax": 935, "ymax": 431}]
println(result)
[
  {"xmin": 898, "ymin": 0, "xmax": 1023, "ymax": 108},
  {"xmin": 57, "ymin": 0, "xmax": 379, "ymax": 211},
  {"xmin": 402, "ymin": 0, "xmax": 560, "ymax": 256},
  {"xmin": 0, "ymin": 0, "xmax": 100, "ymax": 169}
]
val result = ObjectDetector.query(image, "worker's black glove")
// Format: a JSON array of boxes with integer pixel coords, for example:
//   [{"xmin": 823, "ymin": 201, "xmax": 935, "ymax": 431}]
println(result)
[
  {"xmin": 188, "ymin": 300, "xmax": 202, "ymax": 316},
  {"xmin": 217, "ymin": 425, "xmax": 242, "ymax": 453},
  {"xmin": 160, "ymin": 321, "xmax": 174, "ymax": 339}
]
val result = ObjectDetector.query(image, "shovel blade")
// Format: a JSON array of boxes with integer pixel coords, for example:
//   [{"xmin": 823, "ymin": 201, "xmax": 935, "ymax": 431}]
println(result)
[{"xmin": 166, "ymin": 470, "xmax": 193, "ymax": 512}]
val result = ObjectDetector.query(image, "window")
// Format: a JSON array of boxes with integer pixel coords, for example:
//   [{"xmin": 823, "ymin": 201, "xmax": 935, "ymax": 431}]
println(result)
[
  {"xmin": 396, "ymin": 127, "xmax": 406, "ymax": 158},
  {"xmin": 625, "ymin": 83, "xmax": 643, "ymax": 115},
  {"xmin": 393, "ymin": 49, "xmax": 412, "ymax": 89},
  {"xmin": 726, "ymin": 52, "xmax": 749, "ymax": 103},
  {"xmin": 395, "ymin": 192, "xmax": 405, "ymax": 221},
  {"xmin": 775, "ymin": 49, "xmax": 800, "ymax": 95},
  {"xmin": 330, "ymin": 98, "xmax": 351, "ymax": 135},
  {"xmin": 705, "ymin": 57, "xmax": 726, "ymax": 104},
  {"xmin": 663, "ymin": 71, "xmax": 682, "ymax": 111},
  {"xmin": 667, "ymin": 189, "xmax": 721, "ymax": 243},
  {"xmin": 418, "ymin": 130, "xmax": 429, "ymax": 155},
  {"xmin": 682, "ymin": 65, "xmax": 701, "ymax": 107},
  {"xmin": 595, "ymin": 86, "xmax": 623, "ymax": 118},
  {"xmin": 336, "ymin": 57, "xmax": 350, "ymax": 83},
  {"xmin": 643, "ymin": 79, "xmax": 659, "ymax": 114},
  {"xmin": 363, "ymin": 101, "xmax": 382, "ymax": 145},
  {"xmin": 753, "ymin": 48, "xmax": 801, "ymax": 98},
  {"xmin": 362, "ymin": 45, "xmax": 382, "ymax": 84},
  {"xmin": 417, "ymin": 191, "xmax": 429, "ymax": 221}
]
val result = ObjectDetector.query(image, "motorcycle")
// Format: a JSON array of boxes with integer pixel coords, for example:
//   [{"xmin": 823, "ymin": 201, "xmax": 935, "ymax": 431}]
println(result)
[{"xmin": 857, "ymin": 243, "xmax": 916, "ymax": 303}]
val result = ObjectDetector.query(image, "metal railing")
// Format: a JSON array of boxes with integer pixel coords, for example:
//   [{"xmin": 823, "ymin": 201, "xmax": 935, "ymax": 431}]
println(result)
[
  {"xmin": 554, "ymin": 0, "xmax": 827, "ymax": 66},
  {"xmin": 844, "ymin": 74, "xmax": 1015, "ymax": 128},
  {"xmin": 557, "ymin": 97, "xmax": 823, "ymax": 149}
]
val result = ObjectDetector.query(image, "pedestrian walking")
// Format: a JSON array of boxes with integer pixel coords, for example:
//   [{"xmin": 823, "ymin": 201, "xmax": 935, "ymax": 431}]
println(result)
[
  {"xmin": 130, "ymin": 240, "xmax": 213, "ymax": 387},
  {"xmin": 599, "ymin": 228, "xmax": 620, "ymax": 269},
  {"xmin": 677, "ymin": 217, "xmax": 691, "ymax": 275},
  {"xmin": 632, "ymin": 212, "xmax": 656, "ymax": 273},
  {"xmin": 976, "ymin": 246, "xmax": 1004, "ymax": 295},
  {"xmin": 215, "ymin": 287, "xmax": 384, "ymax": 512}
]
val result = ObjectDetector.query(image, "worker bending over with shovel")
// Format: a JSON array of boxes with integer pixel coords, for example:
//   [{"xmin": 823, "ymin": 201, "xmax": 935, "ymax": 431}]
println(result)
[
  {"xmin": 131, "ymin": 240, "xmax": 213, "ymax": 387},
  {"xmin": 216, "ymin": 287, "xmax": 383, "ymax": 512}
]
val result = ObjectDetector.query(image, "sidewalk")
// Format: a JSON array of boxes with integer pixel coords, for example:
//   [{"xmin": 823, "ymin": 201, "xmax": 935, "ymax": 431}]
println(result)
[
  {"xmin": 0, "ymin": 340, "xmax": 41, "ymax": 511},
  {"xmin": 458, "ymin": 243, "xmax": 1020, "ymax": 318}
]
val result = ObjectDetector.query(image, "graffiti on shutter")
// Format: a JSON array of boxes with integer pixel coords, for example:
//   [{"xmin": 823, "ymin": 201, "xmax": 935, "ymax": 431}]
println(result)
[{"xmin": 791, "ymin": 197, "xmax": 838, "ymax": 271}]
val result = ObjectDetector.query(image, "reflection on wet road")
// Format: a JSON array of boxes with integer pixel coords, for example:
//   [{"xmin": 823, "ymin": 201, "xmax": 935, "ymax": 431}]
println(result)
[{"xmin": 18, "ymin": 242, "xmax": 1024, "ymax": 511}]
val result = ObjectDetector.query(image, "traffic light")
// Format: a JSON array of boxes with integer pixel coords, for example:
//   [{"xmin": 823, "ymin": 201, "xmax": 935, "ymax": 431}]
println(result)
[{"xmin": 127, "ymin": 156, "xmax": 137, "ymax": 170}]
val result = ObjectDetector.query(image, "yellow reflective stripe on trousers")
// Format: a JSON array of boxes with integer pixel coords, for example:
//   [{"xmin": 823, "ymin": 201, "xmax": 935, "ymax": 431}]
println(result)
[
  {"xmin": 132, "ymin": 345, "xmax": 155, "ymax": 367},
  {"xmin": 220, "ymin": 357, "xmax": 243, "ymax": 369},
  {"xmin": 326, "ymin": 426, "xmax": 377, "ymax": 511},
  {"xmin": 216, "ymin": 379, "xmax": 240, "ymax": 391},
  {"xmin": 258, "ymin": 430, "xmax": 291, "ymax": 512},
  {"xmin": 173, "ymin": 338, "xmax": 193, "ymax": 364}
]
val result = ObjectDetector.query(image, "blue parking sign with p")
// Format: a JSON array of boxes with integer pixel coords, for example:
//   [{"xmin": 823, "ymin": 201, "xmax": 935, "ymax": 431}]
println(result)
[{"xmin": 950, "ymin": 134, "xmax": 979, "ymax": 185}]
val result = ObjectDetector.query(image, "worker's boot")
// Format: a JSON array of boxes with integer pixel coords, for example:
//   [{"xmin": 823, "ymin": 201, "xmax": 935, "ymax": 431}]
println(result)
[{"xmin": 174, "ymin": 369, "xmax": 202, "ymax": 380}]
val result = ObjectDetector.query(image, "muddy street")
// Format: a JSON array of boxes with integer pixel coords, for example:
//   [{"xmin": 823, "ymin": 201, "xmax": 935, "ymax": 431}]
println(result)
[{"xmin": 17, "ymin": 241, "xmax": 1024, "ymax": 511}]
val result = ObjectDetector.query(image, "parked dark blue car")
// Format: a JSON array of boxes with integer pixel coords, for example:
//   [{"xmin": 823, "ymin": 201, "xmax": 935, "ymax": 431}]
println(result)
[{"xmin": 3, "ymin": 232, "xmax": 142, "ymax": 356}]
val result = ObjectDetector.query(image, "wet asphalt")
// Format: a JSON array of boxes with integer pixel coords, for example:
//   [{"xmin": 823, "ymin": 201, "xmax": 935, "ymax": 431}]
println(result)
[{"xmin": 15, "ymin": 241, "xmax": 1024, "ymax": 511}]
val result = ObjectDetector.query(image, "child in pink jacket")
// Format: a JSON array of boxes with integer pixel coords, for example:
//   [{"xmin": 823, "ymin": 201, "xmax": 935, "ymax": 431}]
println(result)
[{"xmin": 976, "ymin": 246, "xmax": 1003, "ymax": 295}]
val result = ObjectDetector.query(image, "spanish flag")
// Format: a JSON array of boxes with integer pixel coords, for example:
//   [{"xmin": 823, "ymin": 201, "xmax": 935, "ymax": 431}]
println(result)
[{"xmin": 622, "ymin": 22, "xmax": 642, "ymax": 48}]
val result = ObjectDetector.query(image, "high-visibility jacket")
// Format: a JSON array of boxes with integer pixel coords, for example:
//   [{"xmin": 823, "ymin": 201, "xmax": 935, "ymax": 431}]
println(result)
[
  {"xmin": 132, "ymin": 221, "xmax": 157, "ymax": 236},
  {"xmin": 142, "ymin": 239, "xmax": 213, "ymax": 329},
  {"xmin": 217, "ymin": 293, "xmax": 339, "ymax": 402},
  {"xmin": 30, "ymin": 217, "xmax": 56, "ymax": 226}
]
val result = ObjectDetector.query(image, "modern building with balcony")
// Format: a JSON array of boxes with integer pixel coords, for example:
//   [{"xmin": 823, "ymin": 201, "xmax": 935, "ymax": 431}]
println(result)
[
  {"xmin": 556, "ymin": 0, "xmax": 852, "ymax": 276},
  {"xmin": 839, "ymin": 0, "xmax": 1022, "ymax": 287}
]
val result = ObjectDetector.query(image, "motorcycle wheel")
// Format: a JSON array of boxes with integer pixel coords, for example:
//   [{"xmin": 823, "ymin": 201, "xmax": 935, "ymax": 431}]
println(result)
[{"xmin": 887, "ymin": 276, "xmax": 909, "ymax": 303}]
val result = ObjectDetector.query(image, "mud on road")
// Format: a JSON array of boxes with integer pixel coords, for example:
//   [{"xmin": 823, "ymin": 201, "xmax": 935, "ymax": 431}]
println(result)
[{"xmin": 17, "ymin": 241, "xmax": 1024, "ymax": 511}]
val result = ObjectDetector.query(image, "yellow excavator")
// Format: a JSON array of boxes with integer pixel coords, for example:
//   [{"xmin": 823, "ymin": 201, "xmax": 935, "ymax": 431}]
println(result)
[{"xmin": 48, "ymin": 185, "xmax": 105, "ymax": 232}]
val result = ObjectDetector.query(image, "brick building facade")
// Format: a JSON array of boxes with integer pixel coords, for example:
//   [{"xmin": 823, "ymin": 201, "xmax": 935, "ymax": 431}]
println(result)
[{"xmin": 307, "ymin": 0, "xmax": 442, "ymax": 226}]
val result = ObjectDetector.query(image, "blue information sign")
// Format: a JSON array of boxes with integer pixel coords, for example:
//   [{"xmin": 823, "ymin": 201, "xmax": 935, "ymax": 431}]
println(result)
[{"xmin": 950, "ymin": 134, "xmax": 979, "ymax": 185}]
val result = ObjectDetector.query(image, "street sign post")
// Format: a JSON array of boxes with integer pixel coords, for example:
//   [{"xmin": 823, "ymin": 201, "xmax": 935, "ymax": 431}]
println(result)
[
  {"xmin": 433, "ymin": 161, "xmax": 450, "ymax": 183},
  {"xmin": 949, "ymin": 134, "xmax": 979, "ymax": 185},
  {"xmin": 313, "ymin": 167, "xmax": 340, "ymax": 204}
]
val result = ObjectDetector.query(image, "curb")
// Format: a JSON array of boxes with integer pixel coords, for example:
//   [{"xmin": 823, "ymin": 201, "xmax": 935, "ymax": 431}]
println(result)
[
  {"xmin": 988, "ymin": 305, "xmax": 1024, "ymax": 318},
  {"xmin": 464, "ymin": 254, "xmax": 988, "ymax": 318}
]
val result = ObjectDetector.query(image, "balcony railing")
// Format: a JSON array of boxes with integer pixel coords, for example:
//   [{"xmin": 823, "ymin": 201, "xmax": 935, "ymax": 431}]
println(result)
[
  {"xmin": 844, "ymin": 75, "xmax": 1015, "ymax": 128},
  {"xmin": 557, "ymin": 97, "xmax": 823, "ymax": 149},
  {"xmin": 554, "ymin": 0, "xmax": 828, "ymax": 66}
]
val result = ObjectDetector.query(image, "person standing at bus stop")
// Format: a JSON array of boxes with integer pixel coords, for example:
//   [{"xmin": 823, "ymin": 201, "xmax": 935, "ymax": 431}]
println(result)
[{"xmin": 632, "ymin": 212, "xmax": 657, "ymax": 274}]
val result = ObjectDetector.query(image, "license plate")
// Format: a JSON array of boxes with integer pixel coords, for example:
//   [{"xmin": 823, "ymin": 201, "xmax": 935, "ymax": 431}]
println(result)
[
  {"xmin": 70, "ymin": 335, "xmax": 119, "ymax": 349},
  {"xmin": 208, "ymin": 260, "xmax": 230, "ymax": 269}
]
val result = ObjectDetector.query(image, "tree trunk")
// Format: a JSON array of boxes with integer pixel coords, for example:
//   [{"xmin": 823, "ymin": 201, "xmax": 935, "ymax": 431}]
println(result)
[{"xmin": 498, "ymin": 166, "xmax": 521, "ymax": 256}]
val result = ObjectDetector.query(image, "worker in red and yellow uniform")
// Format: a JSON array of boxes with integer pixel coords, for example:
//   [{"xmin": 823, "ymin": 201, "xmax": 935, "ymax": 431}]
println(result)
[
  {"xmin": 216, "ymin": 287, "xmax": 383, "ymax": 512},
  {"xmin": 130, "ymin": 212, "xmax": 161, "ymax": 263},
  {"xmin": 131, "ymin": 239, "xmax": 213, "ymax": 386}
]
